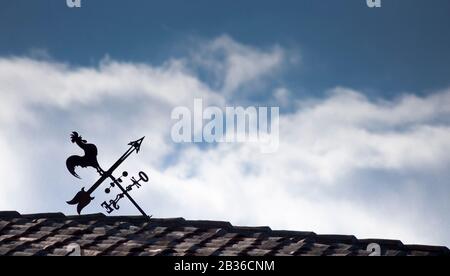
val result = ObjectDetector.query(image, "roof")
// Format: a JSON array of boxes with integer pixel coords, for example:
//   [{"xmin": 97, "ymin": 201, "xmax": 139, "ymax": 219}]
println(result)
[{"xmin": 0, "ymin": 211, "xmax": 448, "ymax": 256}]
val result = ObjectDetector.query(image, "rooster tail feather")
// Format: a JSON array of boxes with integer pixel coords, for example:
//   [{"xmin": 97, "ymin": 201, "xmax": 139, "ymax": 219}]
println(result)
[{"xmin": 66, "ymin": 155, "xmax": 82, "ymax": 179}]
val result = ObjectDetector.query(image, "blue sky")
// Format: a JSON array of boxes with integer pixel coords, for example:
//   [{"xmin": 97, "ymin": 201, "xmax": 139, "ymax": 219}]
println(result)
[
  {"xmin": 0, "ymin": 0, "xmax": 450, "ymax": 246},
  {"xmin": 2, "ymin": 0, "xmax": 450, "ymax": 97}
]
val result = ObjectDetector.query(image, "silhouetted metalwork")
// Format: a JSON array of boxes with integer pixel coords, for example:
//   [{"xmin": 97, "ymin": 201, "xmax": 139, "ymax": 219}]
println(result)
[
  {"xmin": 66, "ymin": 132, "xmax": 151, "ymax": 220},
  {"xmin": 101, "ymin": 171, "xmax": 149, "ymax": 214},
  {"xmin": 66, "ymin": 132, "xmax": 101, "ymax": 178}
]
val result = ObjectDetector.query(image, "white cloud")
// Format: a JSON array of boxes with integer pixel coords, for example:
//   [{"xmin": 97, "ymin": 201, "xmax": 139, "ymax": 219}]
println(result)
[
  {"xmin": 273, "ymin": 87, "xmax": 291, "ymax": 107},
  {"xmin": 0, "ymin": 36, "xmax": 449, "ymax": 246},
  {"xmin": 191, "ymin": 35, "xmax": 285, "ymax": 96}
]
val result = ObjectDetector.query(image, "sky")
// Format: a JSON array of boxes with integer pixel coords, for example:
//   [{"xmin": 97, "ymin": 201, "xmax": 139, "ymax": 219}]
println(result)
[{"xmin": 0, "ymin": 0, "xmax": 449, "ymax": 246}]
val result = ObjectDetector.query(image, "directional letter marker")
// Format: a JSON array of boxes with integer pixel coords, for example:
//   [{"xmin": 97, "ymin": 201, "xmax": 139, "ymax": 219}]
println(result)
[{"xmin": 66, "ymin": 132, "xmax": 151, "ymax": 220}]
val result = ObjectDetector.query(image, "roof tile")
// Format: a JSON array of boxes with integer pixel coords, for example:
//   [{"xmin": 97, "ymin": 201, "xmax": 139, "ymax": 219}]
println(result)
[{"xmin": 0, "ymin": 212, "xmax": 448, "ymax": 256}]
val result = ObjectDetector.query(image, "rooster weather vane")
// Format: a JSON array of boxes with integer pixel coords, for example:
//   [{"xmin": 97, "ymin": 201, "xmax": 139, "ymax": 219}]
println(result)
[{"xmin": 66, "ymin": 132, "xmax": 151, "ymax": 220}]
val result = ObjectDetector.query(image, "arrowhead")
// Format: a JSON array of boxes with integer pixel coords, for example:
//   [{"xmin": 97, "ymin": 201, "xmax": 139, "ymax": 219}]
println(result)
[{"xmin": 128, "ymin": 136, "xmax": 145, "ymax": 153}]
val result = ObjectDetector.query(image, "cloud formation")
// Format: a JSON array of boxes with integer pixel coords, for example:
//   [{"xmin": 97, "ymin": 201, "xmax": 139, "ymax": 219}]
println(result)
[
  {"xmin": 190, "ymin": 35, "xmax": 286, "ymax": 96},
  {"xmin": 0, "ymin": 36, "xmax": 449, "ymax": 246}
]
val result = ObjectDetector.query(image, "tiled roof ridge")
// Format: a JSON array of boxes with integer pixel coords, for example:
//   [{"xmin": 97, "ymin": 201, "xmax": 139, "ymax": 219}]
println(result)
[{"xmin": 1, "ymin": 211, "xmax": 449, "ymax": 255}]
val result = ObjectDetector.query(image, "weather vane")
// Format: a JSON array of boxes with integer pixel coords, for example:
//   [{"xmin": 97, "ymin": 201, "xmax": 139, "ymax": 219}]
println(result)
[{"xmin": 66, "ymin": 132, "xmax": 151, "ymax": 220}]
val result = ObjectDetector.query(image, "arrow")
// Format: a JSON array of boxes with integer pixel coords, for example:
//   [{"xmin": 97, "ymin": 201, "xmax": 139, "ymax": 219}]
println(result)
[{"xmin": 67, "ymin": 137, "xmax": 147, "ymax": 216}]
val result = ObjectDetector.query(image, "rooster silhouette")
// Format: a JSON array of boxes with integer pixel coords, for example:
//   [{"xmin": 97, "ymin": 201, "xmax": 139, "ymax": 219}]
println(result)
[{"xmin": 66, "ymin": 132, "xmax": 102, "ymax": 179}]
